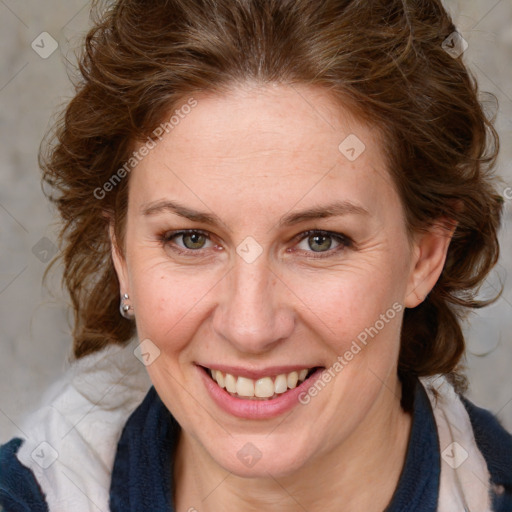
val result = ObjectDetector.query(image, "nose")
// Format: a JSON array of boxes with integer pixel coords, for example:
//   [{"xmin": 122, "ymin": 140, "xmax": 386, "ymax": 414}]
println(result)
[{"xmin": 212, "ymin": 257, "xmax": 295, "ymax": 354}]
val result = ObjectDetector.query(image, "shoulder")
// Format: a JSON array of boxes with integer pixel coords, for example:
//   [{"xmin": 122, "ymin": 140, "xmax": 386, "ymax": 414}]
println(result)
[
  {"xmin": 1, "ymin": 341, "xmax": 151, "ymax": 512},
  {"xmin": 461, "ymin": 396, "xmax": 512, "ymax": 511},
  {"xmin": 0, "ymin": 438, "xmax": 48, "ymax": 511},
  {"xmin": 110, "ymin": 387, "xmax": 178, "ymax": 511},
  {"xmin": 420, "ymin": 375, "xmax": 512, "ymax": 512}
]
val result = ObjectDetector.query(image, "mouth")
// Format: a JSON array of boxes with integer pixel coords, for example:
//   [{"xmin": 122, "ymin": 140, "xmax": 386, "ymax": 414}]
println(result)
[{"xmin": 201, "ymin": 366, "xmax": 323, "ymax": 401}]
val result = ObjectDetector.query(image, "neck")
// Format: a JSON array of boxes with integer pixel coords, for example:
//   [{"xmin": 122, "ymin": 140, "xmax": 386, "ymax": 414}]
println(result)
[{"xmin": 173, "ymin": 377, "xmax": 412, "ymax": 512}]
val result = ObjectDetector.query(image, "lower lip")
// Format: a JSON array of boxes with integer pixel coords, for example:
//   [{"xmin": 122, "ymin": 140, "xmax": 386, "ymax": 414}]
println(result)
[{"xmin": 198, "ymin": 366, "xmax": 324, "ymax": 420}]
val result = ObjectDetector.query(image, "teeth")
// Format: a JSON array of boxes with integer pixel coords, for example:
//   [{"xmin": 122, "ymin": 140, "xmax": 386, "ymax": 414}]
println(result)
[
  {"xmin": 236, "ymin": 377, "xmax": 254, "ymax": 397},
  {"xmin": 215, "ymin": 370, "xmax": 225, "ymax": 388},
  {"xmin": 255, "ymin": 377, "xmax": 274, "ymax": 398},
  {"xmin": 225, "ymin": 373, "xmax": 237, "ymax": 393},
  {"xmin": 287, "ymin": 371, "xmax": 299, "ymax": 389},
  {"xmin": 208, "ymin": 367, "xmax": 313, "ymax": 399},
  {"xmin": 274, "ymin": 374, "xmax": 288, "ymax": 394}
]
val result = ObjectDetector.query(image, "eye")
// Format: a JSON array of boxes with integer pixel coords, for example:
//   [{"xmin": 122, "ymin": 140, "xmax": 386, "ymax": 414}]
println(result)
[
  {"xmin": 294, "ymin": 230, "xmax": 352, "ymax": 257},
  {"xmin": 158, "ymin": 228, "xmax": 352, "ymax": 259},
  {"xmin": 159, "ymin": 229, "xmax": 215, "ymax": 254},
  {"xmin": 179, "ymin": 231, "xmax": 210, "ymax": 250}
]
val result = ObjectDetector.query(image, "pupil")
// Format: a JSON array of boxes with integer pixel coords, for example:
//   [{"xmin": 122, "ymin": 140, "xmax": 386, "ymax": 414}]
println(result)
[
  {"xmin": 184, "ymin": 233, "xmax": 205, "ymax": 249},
  {"xmin": 310, "ymin": 234, "xmax": 331, "ymax": 252}
]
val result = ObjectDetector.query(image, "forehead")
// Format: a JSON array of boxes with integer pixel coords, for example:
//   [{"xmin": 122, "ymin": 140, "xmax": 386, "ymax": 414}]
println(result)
[{"xmin": 128, "ymin": 84, "xmax": 400, "ymax": 224}]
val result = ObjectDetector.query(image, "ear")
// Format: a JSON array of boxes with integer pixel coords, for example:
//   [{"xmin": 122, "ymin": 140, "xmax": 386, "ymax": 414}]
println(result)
[
  {"xmin": 109, "ymin": 221, "xmax": 130, "ymax": 294},
  {"xmin": 404, "ymin": 219, "xmax": 457, "ymax": 308}
]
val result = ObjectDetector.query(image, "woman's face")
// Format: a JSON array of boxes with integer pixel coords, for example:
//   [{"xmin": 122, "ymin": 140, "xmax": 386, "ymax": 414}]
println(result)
[{"xmin": 112, "ymin": 84, "xmax": 448, "ymax": 477}]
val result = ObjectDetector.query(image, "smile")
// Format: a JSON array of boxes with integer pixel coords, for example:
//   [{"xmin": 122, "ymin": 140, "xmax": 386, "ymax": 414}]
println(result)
[
  {"xmin": 205, "ymin": 366, "xmax": 320, "ymax": 400},
  {"xmin": 198, "ymin": 364, "xmax": 325, "ymax": 419}
]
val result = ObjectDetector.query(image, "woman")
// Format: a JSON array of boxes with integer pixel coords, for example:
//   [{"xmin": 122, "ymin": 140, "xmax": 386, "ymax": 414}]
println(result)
[{"xmin": 1, "ymin": 0, "xmax": 511, "ymax": 510}]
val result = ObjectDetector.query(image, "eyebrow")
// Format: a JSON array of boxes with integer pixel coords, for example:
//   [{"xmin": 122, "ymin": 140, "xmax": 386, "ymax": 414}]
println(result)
[{"xmin": 141, "ymin": 199, "xmax": 369, "ymax": 228}]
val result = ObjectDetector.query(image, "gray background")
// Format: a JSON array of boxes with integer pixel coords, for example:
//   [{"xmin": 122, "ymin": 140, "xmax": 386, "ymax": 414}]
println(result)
[{"xmin": 0, "ymin": 0, "xmax": 511, "ymax": 442}]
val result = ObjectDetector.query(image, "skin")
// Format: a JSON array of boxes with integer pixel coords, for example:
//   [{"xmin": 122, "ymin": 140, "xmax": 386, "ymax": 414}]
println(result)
[{"xmin": 110, "ymin": 83, "xmax": 454, "ymax": 511}]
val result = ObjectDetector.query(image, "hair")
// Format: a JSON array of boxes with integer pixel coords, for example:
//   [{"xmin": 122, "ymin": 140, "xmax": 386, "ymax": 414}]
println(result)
[{"xmin": 41, "ymin": 0, "xmax": 503, "ymax": 393}]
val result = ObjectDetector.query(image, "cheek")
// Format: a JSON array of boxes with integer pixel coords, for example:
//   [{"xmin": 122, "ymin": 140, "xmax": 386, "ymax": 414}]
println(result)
[
  {"xmin": 130, "ymin": 265, "xmax": 217, "ymax": 350},
  {"xmin": 289, "ymin": 261, "xmax": 404, "ymax": 347}
]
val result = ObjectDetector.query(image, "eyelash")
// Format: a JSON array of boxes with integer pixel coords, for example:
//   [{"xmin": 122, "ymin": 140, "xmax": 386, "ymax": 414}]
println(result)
[{"xmin": 158, "ymin": 229, "xmax": 353, "ymax": 259}]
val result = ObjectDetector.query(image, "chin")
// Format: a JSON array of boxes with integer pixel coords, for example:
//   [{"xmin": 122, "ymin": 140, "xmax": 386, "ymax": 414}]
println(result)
[{"xmin": 202, "ymin": 432, "xmax": 318, "ymax": 479}]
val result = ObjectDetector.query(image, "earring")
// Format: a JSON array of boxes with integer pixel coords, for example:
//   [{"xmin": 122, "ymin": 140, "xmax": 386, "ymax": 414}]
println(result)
[{"xmin": 120, "ymin": 293, "xmax": 134, "ymax": 319}]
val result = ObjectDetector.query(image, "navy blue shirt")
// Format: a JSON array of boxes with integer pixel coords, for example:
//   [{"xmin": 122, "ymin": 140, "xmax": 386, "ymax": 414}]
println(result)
[{"xmin": 1, "ymin": 380, "xmax": 511, "ymax": 511}]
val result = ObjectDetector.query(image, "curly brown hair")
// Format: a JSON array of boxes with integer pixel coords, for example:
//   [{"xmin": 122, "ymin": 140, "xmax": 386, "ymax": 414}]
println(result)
[{"xmin": 41, "ymin": 0, "xmax": 503, "ymax": 391}]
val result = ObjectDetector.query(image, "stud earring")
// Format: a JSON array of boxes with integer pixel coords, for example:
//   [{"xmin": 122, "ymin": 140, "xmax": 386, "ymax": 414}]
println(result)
[{"xmin": 119, "ymin": 293, "xmax": 134, "ymax": 319}]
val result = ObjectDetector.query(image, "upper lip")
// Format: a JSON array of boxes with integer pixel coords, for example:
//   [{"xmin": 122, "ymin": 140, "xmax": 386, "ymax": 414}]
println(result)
[{"xmin": 197, "ymin": 363, "xmax": 321, "ymax": 380}]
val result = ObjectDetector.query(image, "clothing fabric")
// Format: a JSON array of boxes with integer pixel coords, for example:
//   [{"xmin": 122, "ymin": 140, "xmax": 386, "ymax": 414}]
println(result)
[
  {"xmin": 1, "ymin": 341, "xmax": 151, "ymax": 511},
  {"xmin": 0, "ymin": 340, "xmax": 511, "ymax": 511}
]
